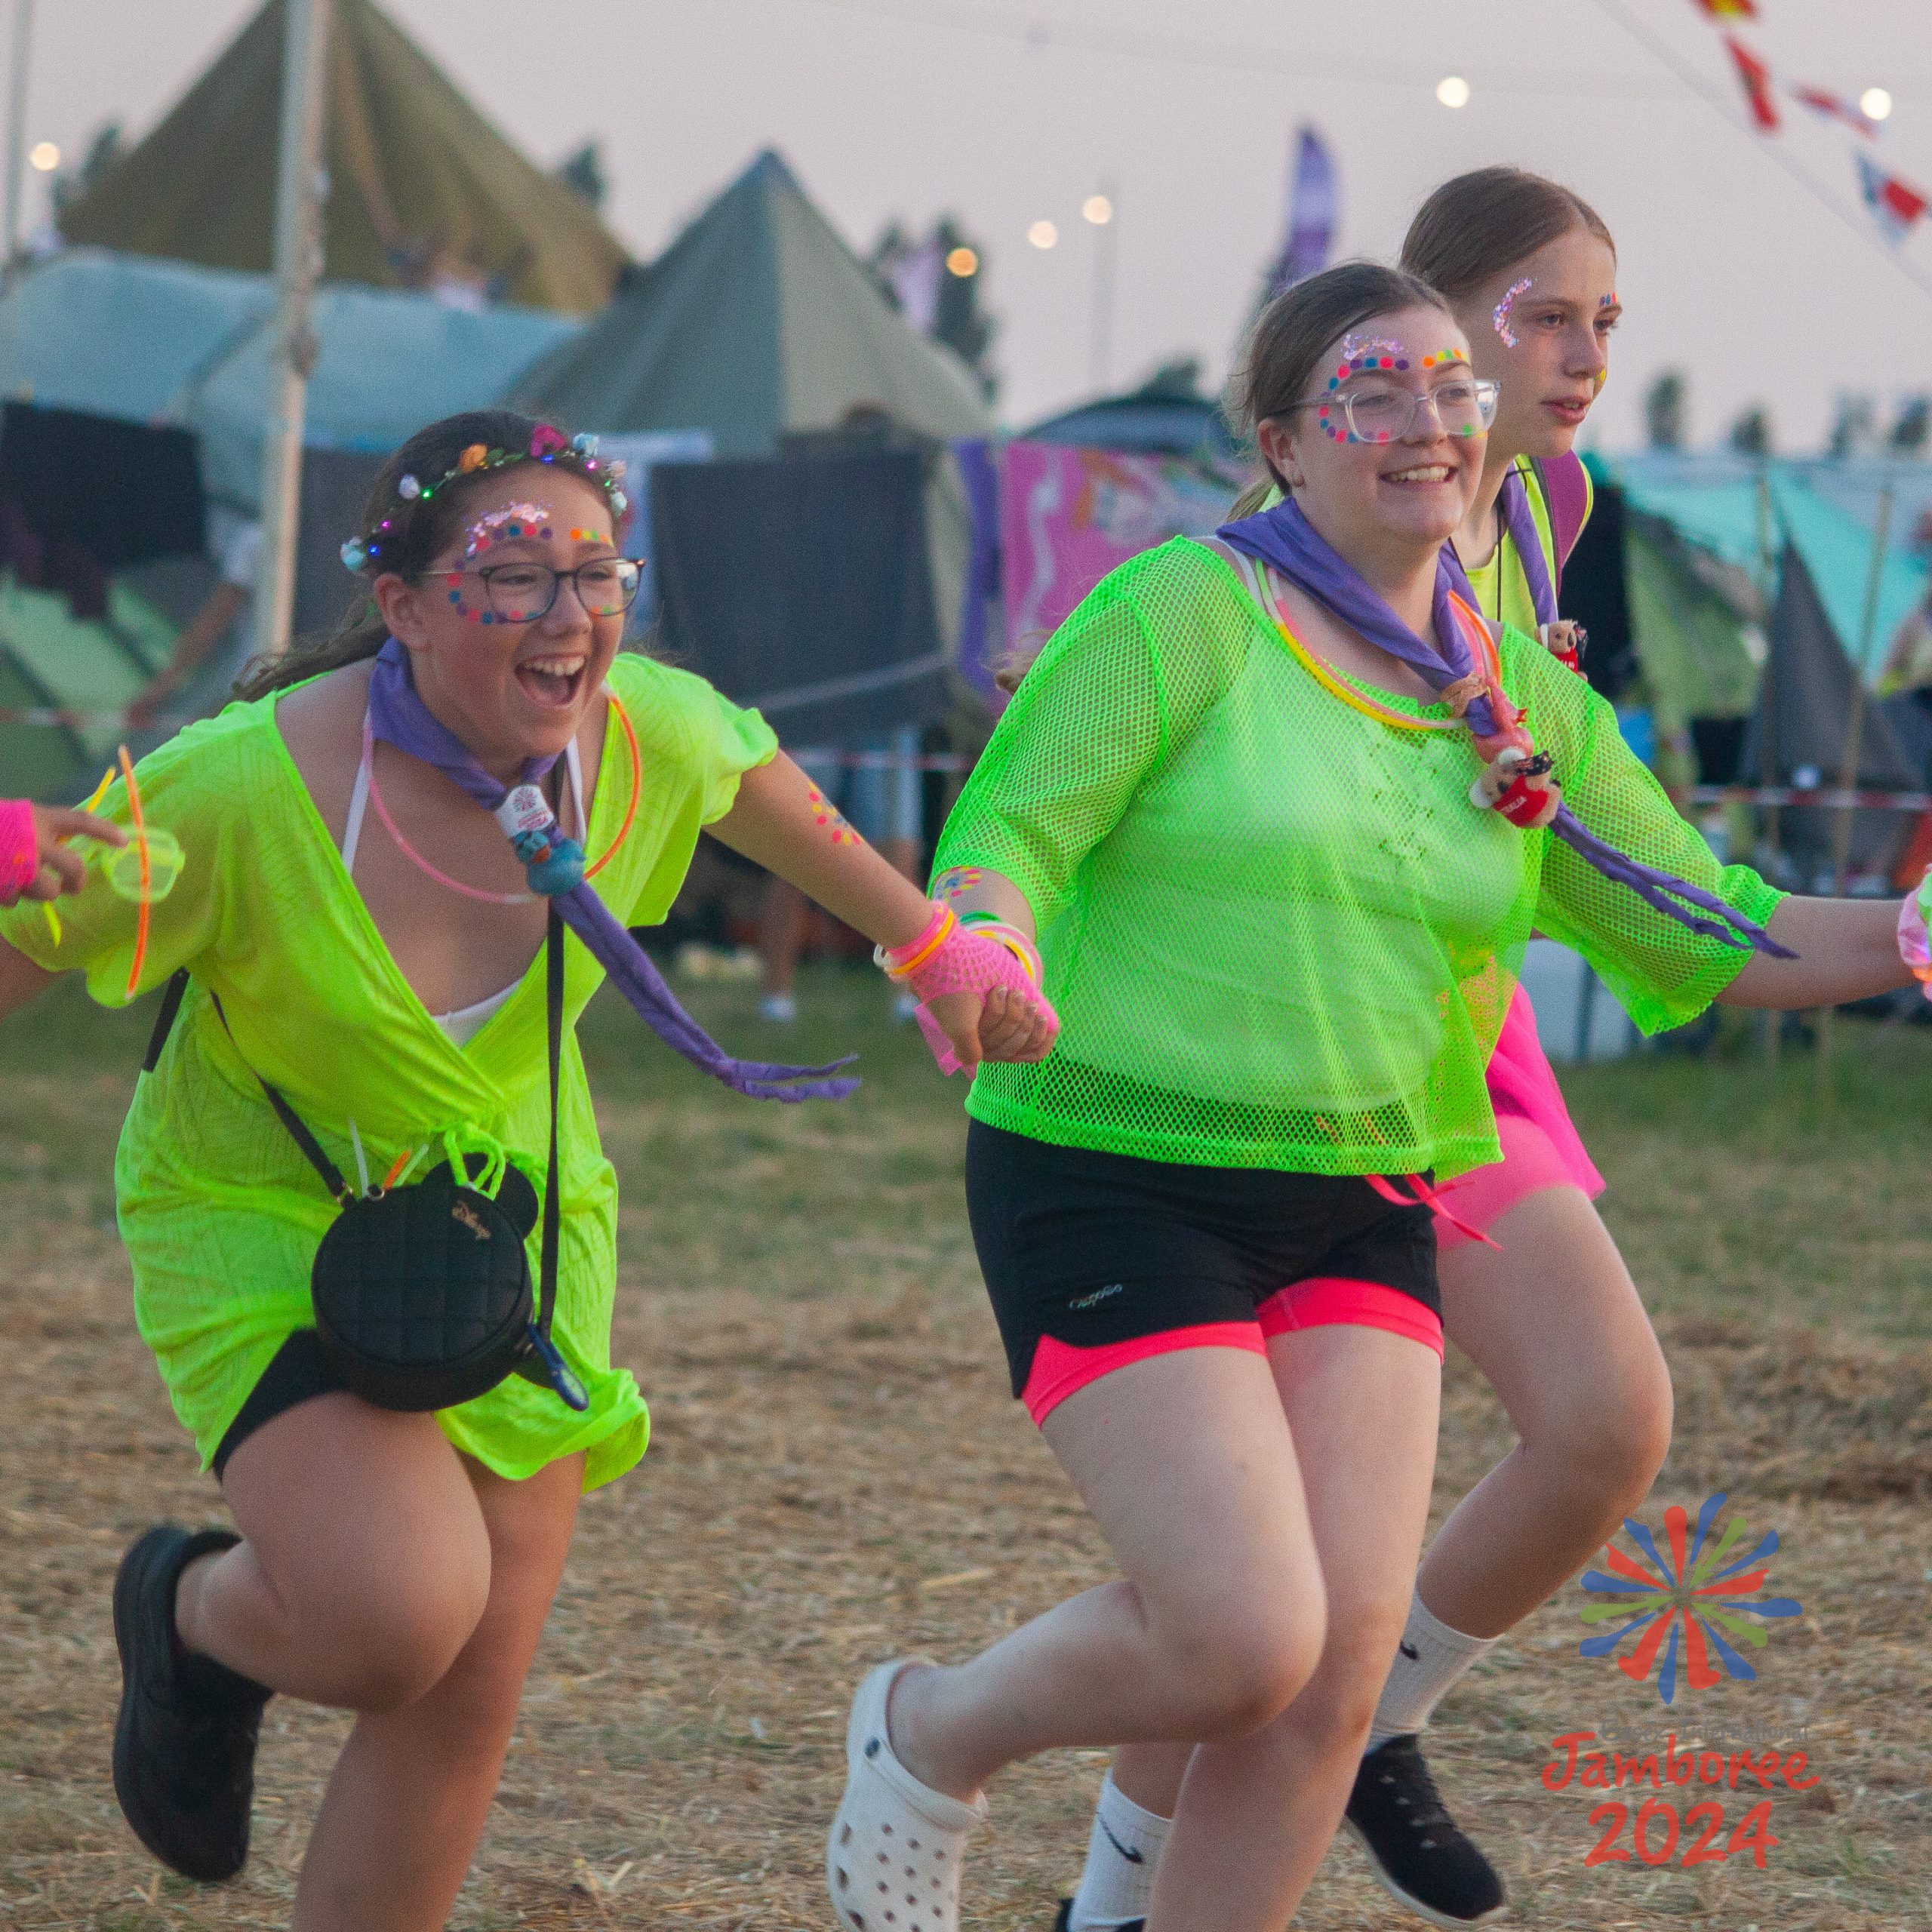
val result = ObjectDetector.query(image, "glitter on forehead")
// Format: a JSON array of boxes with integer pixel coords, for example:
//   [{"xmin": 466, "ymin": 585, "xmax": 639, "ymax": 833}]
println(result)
[
  {"xmin": 463, "ymin": 502, "xmax": 552, "ymax": 558},
  {"xmin": 1339, "ymin": 332, "xmax": 1406, "ymax": 365},
  {"xmin": 1492, "ymin": 276, "xmax": 1533, "ymax": 349}
]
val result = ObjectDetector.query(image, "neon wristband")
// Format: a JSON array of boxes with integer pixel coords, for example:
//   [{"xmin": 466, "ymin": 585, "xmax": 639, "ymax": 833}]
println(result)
[
  {"xmin": 877, "ymin": 903, "xmax": 955, "ymax": 978},
  {"xmin": 0, "ymin": 799, "xmax": 37, "ymax": 897}
]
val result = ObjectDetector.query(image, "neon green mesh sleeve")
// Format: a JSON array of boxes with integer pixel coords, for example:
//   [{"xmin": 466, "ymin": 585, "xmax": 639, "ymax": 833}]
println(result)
[
  {"xmin": 1510, "ymin": 630, "xmax": 1786, "ymax": 1032},
  {"xmin": 934, "ymin": 541, "xmax": 1249, "ymax": 924}
]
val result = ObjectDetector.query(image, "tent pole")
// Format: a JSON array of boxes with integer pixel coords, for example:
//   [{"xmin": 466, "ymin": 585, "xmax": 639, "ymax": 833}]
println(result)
[
  {"xmin": 250, "ymin": 0, "xmax": 332, "ymax": 666},
  {"xmin": 1814, "ymin": 478, "xmax": 1896, "ymax": 1104},
  {"xmin": 1088, "ymin": 177, "xmax": 1118, "ymax": 392},
  {"xmin": 1754, "ymin": 466, "xmax": 1780, "ymax": 1067},
  {"xmin": 1, "ymin": 0, "xmax": 35, "ymax": 288}
]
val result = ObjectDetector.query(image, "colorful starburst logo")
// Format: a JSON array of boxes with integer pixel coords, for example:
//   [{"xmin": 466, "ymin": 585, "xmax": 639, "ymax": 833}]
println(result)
[{"xmin": 1577, "ymin": 1492, "xmax": 1802, "ymax": 1706}]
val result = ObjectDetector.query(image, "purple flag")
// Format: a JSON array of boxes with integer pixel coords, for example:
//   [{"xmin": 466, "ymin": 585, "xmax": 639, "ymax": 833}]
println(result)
[{"xmin": 1266, "ymin": 128, "xmax": 1337, "ymax": 300}]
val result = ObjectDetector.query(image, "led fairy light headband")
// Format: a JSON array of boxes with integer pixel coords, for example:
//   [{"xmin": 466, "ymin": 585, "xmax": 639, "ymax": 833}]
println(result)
[{"xmin": 339, "ymin": 425, "xmax": 630, "ymax": 574}]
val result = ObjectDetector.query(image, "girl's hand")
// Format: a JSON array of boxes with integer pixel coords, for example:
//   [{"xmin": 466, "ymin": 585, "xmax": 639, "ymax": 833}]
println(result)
[
  {"xmin": 919, "ymin": 986, "xmax": 1058, "ymax": 1075},
  {"xmin": 0, "ymin": 804, "xmax": 128, "ymax": 907}
]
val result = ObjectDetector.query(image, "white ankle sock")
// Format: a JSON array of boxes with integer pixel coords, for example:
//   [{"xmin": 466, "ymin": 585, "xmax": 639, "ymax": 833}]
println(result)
[
  {"xmin": 1067, "ymin": 1772, "xmax": 1170, "ymax": 1930},
  {"xmin": 1365, "ymin": 1585, "xmax": 1500, "ymax": 1754}
]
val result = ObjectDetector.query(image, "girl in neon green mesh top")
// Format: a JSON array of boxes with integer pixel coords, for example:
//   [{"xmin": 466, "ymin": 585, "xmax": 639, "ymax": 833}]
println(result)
[
  {"xmin": 820, "ymin": 267, "xmax": 1915, "ymax": 1932},
  {"xmin": 0, "ymin": 411, "xmax": 1053, "ymax": 1929}
]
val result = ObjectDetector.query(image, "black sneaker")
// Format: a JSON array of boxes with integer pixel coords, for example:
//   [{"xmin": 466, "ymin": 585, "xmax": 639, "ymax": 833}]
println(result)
[
  {"xmin": 1051, "ymin": 1904, "xmax": 1143, "ymax": 1932},
  {"xmin": 1344, "ymin": 1734, "xmax": 1506, "ymax": 1927},
  {"xmin": 112, "ymin": 1525, "xmax": 272, "ymax": 1882}
]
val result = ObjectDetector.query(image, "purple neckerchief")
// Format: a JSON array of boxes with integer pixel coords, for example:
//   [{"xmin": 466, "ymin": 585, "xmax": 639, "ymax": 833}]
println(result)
[
  {"xmin": 1214, "ymin": 499, "xmax": 1793, "ymax": 958},
  {"xmin": 1497, "ymin": 466, "xmax": 1559, "ymax": 627},
  {"xmin": 368, "ymin": 639, "xmax": 858, "ymax": 1100}
]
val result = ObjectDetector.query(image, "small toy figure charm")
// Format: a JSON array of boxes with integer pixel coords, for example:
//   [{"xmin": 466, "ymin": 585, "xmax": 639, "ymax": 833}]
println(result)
[
  {"xmin": 1539, "ymin": 620, "xmax": 1588, "ymax": 674},
  {"xmin": 1471, "ymin": 746, "xmax": 1563, "ymax": 829},
  {"xmin": 493, "ymin": 784, "xmax": 587, "ymax": 895}
]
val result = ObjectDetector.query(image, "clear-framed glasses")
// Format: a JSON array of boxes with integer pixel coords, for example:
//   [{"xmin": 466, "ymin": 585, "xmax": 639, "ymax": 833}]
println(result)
[
  {"xmin": 430, "ymin": 557, "xmax": 645, "ymax": 624},
  {"xmin": 1290, "ymin": 377, "xmax": 1500, "ymax": 445}
]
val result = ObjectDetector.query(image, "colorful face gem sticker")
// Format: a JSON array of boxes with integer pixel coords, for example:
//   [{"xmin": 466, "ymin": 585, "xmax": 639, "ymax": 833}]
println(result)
[
  {"xmin": 1600, "ymin": 291, "xmax": 1618, "ymax": 308},
  {"xmin": 463, "ymin": 503, "xmax": 551, "ymax": 559},
  {"xmin": 1419, "ymin": 350, "xmax": 1466, "ymax": 369},
  {"xmin": 805, "ymin": 786, "xmax": 861, "ymax": 845},
  {"xmin": 568, "ymin": 528, "xmax": 605, "ymax": 543},
  {"xmin": 1492, "ymin": 276, "xmax": 1533, "ymax": 349}
]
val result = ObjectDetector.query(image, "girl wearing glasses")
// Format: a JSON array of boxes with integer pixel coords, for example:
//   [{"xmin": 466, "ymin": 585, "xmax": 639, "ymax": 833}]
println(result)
[
  {"xmin": 823, "ymin": 263, "xmax": 1914, "ymax": 1932},
  {"xmin": 0, "ymin": 409, "xmax": 1054, "ymax": 1931},
  {"xmin": 1071, "ymin": 171, "xmax": 1636, "ymax": 1930}
]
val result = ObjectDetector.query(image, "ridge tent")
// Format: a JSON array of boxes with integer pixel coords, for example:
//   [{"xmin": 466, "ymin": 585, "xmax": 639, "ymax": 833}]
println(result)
[
  {"xmin": 1738, "ymin": 543, "xmax": 1921, "ymax": 880},
  {"xmin": 512, "ymin": 150, "xmax": 991, "ymax": 455},
  {"xmin": 57, "ymin": 0, "xmax": 627, "ymax": 313}
]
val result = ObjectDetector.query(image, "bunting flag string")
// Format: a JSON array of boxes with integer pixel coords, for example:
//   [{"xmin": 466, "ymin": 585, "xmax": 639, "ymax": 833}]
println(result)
[
  {"xmin": 1684, "ymin": 0, "xmax": 1926, "ymax": 247},
  {"xmin": 1857, "ymin": 152, "xmax": 1931, "ymax": 245},
  {"xmin": 1791, "ymin": 85, "xmax": 1881, "ymax": 140},
  {"xmin": 1722, "ymin": 32, "xmax": 1779, "ymax": 131}
]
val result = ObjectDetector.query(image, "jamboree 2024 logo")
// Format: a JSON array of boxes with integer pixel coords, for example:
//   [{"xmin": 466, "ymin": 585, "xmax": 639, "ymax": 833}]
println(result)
[{"xmin": 1540, "ymin": 1493, "xmax": 1813, "ymax": 1874}]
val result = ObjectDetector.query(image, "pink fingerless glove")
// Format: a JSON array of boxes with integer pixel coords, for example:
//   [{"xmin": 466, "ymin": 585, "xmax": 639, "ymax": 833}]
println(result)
[
  {"xmin": 0, "ymin": 799, "xmax": 38, "ymax": 904},
  {"xmin": 876, "ymin": 904, "xmax": 1060, "ymax": 1075}
]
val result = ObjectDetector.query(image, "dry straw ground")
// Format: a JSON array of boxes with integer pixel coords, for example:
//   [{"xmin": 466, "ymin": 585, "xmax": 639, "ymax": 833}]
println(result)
[{"xmin": 4, "ymin": 972, "xmax": 1930, "ymax": 1931}]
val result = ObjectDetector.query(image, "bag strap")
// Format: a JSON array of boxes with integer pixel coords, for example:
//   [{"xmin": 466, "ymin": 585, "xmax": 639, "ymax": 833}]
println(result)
[
  {"xmin": 207, "ymin": 991, "xmax": 355, "ymax": 1208},
  {"xmin": 538, "ymin": 906, "xmax": 562, "ymax": 1342},
  {"xmin": 143, "ymin": 969, "xmax": 190, "ymax": 1073}
]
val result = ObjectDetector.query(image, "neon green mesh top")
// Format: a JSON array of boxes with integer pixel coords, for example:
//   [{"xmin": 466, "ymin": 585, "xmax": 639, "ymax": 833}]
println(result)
[
  {"xmin": 935, "ymin": 537, "xmax": 1780, "ymax": 1178},
  {"xmin": 0, "ymin": 652, "xmax": 777, "ymax": 1487}
]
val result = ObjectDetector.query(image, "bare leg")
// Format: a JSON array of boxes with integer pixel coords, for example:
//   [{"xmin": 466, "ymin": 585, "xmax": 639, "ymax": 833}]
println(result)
[
  {"xmin": 1106, "ymin": 1189, "xmax": 1671, "ymax": 1825},
  {"xmin": 760, "ymin": 875, "xmax": 810, "ymax": 999},
  {"xmin": 1142, "ymin": 1327, "xmax": 1441, "ymax": 1932},
  {"xmin": 888, "ymin": 1347, "xmax": 1327, "ymax": 1801},
  {"xmin": 171, "ymin": 1393, "xmax": 583, "ymax": 1931},
  {"xmin": 1421, "ymin": 1186, "xmax": 1671, "ymax": 1635},
  {"xmin": 177, "ymin": 1395, "xmax": 494, "ymax": 1708},
  {"xmin": 291, "ymin": 1453, "xmax": 582, "ymax": 1932}
]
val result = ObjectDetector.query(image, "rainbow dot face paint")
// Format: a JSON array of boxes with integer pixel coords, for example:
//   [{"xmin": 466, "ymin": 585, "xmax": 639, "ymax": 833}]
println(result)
[
  {"xmin": 806, "ymin": 786, "xmax": 861, "ymax": 845},
  {"xmin": 1492, "ymin": 276, "xmax": 1533, "ymax": 349}
]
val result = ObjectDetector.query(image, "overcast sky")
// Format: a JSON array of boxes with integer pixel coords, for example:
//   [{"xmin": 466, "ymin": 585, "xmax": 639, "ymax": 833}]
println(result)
[{"xmin": 14, "ymin": 0, "xmax": 1932, "ymax": 452}]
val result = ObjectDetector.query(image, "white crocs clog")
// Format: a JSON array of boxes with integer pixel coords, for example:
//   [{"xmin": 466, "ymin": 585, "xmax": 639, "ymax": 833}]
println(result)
[{"xmin": 827, "ymin": 1661, "xmax": 986, "ymax": 1932}]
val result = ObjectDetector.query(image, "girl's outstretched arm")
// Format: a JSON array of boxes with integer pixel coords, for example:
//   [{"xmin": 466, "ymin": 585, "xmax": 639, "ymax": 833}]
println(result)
[
  {"xmin": 0, "ymin": 939, "xmax": 58, "ymax": 1023},
  {"xmin": 706, "ymin": 752, "xmax": 1054, "ymax": 1071},
  {"xmin": 1717, "ymin": 895, "xmax": 1915, "ymax": 1009}
]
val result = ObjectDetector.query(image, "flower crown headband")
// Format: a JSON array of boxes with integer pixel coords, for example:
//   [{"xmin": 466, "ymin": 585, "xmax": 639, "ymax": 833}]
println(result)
[{"xmin": 340, "ymin": 424, "xmax": 629, "ymax": 573}]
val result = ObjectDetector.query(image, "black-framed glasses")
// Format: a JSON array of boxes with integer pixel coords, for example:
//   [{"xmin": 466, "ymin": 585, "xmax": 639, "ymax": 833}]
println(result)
[
  {"xmin": 1285, "ymin": 377, "xmax": 1500, "ymax": 446},
  {"xmin": 431, "ymin": 558, "xmax": 645, "ymax": 623}
]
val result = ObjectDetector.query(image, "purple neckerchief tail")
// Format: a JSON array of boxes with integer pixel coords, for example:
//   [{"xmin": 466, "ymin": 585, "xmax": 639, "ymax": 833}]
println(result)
[
  {"xmin": 367, "ymin": 639, "xmax": 859, "ymax": 1099},
  {"xmin": 1213, "ymin": 500, "xmax": 1793, "ymax": 958},
  {"xmin": 1497, "ymin": 466, "xmax": 1559, "ymax": 629}
]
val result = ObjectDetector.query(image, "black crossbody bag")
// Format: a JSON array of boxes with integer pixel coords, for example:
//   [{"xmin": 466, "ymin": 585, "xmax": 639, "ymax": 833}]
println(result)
[{"xmin": 143, "ymin": 909, "xmax": 587, "ymax": 1414}]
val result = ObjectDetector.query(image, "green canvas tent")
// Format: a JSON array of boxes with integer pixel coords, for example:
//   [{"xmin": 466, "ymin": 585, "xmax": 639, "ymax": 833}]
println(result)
[
  {"xmin": 512, "ymin": 151, "xmax": 992, "ymax": 454},
  {"xmin": 57, "ymin": 0, "xmax": 626, "ymax": 313}
]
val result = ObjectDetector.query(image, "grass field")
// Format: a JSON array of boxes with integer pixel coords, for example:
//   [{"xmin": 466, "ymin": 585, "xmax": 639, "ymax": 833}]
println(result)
[{"xmin": 2, "ymin": 969, "xmax": 1929, "ymax": 1930}]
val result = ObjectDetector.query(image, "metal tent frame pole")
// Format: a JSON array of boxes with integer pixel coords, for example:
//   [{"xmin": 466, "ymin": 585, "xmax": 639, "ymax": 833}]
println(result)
[
  {"xmin": 250, "ymin": 0, "xmax": 332, "ymax": 666},
  {"xmin": 1, "ymin": 0, "xmax": 35, "ymax": 289}
]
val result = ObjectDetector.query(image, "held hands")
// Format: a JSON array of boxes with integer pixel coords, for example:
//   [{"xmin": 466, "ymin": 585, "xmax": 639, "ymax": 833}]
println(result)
[
  {"xmin": 877, "ymin": 905, "xmax": 1060, "ymax": 1075},
  {"xmin": 0, "ymin": 800, "xmax": 129, "ymax": 908}
]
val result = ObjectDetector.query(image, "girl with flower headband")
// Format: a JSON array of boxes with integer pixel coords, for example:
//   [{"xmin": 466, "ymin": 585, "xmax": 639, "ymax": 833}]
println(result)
[
  {"xmin": 0, "ymin": 408, "xmax": 1054, "ymax": 1930},
  {"xmin": 820, "ymin": 263, "xmax": 1915, "ymax": 1932},
  {"xmin": 1066, "ymin": 168, "xmax": 1642, "ymax": 1932}
]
